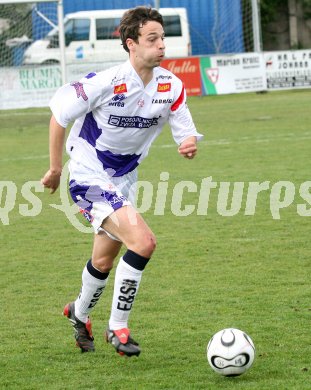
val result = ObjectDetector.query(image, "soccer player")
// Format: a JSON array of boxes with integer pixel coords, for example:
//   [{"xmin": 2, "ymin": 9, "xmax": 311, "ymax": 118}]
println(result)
[{"xmin": 41, "ymin": 6, "xmax": 203, "ymax": 356}]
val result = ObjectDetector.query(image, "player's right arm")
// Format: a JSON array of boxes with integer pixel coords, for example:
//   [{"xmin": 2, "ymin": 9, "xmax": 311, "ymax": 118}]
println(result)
[
  {"xmin": 41, "ymin": 73, "xmax": 105, "ymax": 193},
  {"xmin": 41, "ymin": 115, "xmax": 65, "ymax": 194}
]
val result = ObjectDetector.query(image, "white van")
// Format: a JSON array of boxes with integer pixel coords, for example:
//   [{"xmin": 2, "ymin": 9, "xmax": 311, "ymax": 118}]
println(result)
[{"xmin": 23, "ymin": 8, "xmax": 191, "ymax": 64}]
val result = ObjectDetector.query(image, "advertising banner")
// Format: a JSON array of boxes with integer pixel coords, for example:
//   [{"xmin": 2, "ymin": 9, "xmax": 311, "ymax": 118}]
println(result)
[
  {"xmin": 160, "ymin": 57, "xmax": 202, "ymax": 96},
  {"xmin": 264, "ymin": 50, "xmax": 311, "ymax": 90},
  {"xmin": 7, "ymin": 51, "xmax": 311, "ymax": 110},
  {"xmin": 0, "ymin": 62, "xmax": 122, "ymax": 110},
  {"xmin": 200, "ymin": 53, "xmax": 267, "ymax": 95},
  {"xmin": 0, "ymin": 66, "xmax": 62, "ymax": 110}
]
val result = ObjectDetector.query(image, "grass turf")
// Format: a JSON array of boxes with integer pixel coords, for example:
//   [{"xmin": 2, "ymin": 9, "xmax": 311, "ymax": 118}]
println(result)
[{"xmin": 0, "ymin": 90, "xmax": 310, "ymax": 389}]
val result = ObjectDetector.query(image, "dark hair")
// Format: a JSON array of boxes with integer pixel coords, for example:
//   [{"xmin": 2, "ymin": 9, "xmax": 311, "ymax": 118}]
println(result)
[{"xmin": 119, "ymin": 6, "xmax": 163, "ymax": 53}]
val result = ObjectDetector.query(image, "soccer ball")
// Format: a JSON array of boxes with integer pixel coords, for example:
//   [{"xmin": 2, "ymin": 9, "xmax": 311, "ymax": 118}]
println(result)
[{"xmin": 207, "ymin": 328, "xmax": 255, "ymax": 376}]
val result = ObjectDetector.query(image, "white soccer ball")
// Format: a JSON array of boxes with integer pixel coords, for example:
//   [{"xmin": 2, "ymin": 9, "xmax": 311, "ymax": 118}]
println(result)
[{"xmin": 207, "ymin": 328, "xmax": 255, "ymax": 376}]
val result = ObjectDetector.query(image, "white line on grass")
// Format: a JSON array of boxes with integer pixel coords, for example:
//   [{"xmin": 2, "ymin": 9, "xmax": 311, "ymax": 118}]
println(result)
[
  {"xmin": 153, "ymin": 131, "xmax": 311, "ymax": 148},
  {"xmin": 0, "ymin": 112, "xmax": 49, "ymax": 117},
  {"xmin": 1, "ymin": 132, "xmax": 311, "ymax": 162},
  {"xmin": 1, "ymin": 154, "xmax": 49, "ymax": 162}
]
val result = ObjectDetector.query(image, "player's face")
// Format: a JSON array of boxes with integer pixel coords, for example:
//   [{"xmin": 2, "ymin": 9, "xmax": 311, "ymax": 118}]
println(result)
[{"xmin": 128, "ymin": 21, "xmax": 165, "ymax": 68}]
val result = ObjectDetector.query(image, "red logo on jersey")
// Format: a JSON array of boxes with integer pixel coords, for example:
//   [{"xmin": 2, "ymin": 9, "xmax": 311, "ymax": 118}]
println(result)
[
  {"xmin": 114, "ymin": 83, "xmax": 127, "ymax": 94},
  {"xmin": 157, "ymin": 83, "xmax": 171, "ymax": 92}
]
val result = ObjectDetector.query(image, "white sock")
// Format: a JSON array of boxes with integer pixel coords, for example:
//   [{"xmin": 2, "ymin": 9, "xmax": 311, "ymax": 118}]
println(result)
[
  {"xmin": 74, "ymin": 260, "xmax": 109, "ymax": 323},
  {"xmin": 109, "ymin": 257, "xmax": 143, "ymax": 330}
]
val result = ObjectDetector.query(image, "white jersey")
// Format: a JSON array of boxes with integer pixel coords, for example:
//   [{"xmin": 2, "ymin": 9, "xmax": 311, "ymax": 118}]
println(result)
[{"xmin": 50, "ymin": 60, "xmax": 203, "ymax": 177}]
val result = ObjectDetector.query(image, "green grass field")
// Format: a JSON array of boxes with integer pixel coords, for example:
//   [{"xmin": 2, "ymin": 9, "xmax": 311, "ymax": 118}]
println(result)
[{"xmin": 0, "ymin": 90, "xmax": 310, "ymax": 389}]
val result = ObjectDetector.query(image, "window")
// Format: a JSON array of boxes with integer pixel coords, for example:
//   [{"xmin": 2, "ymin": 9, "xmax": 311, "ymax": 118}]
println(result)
[
  {"xmin": 65, "ymin": 18, "xmax": 90, "ymax": 46},
  {"xmin": 96, "ymin": 18, "xmax": 121, "ymax": 40},
  {"xmin": 163, "ymin": 16, "xmax": 182, "ymax": 37}
]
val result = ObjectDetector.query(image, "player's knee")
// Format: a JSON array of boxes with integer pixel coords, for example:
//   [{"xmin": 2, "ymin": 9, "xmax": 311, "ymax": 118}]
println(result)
[
  {"xmin": 136, "ymin": 232, "xmax": 157, "ymax": 258},
  {"xmin": 146, "ymin": 232, "xmax": 157, "ymax": 256},
  {"xmin": 92, "ymin": 256, "xmax": 115, "ymax": 273}
]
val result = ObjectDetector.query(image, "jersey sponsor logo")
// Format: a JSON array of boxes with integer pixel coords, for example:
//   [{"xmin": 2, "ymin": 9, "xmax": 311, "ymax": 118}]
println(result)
[
  {"xmin": 111, "ymin": 76, "xmax": 126, "ymax": 85},
  {"xmin": 108, "ymin": 93, "xmax": 127, "ymax": 107},
  {"xmin": 71, "ymin": 82, "xmax": 88, "ymax": 101},
  {"xmin": 157, "ymin": 83, "xmax": 171, "ymax": 92},
  {"xmin": 108, "ymin": 114, "xmax": 161, "ymax": 128},
  {"xmin": 114, "ymin": 83, "xmax": 127, "ymax": 94},
  {"xmin": 156, "ymin": 74, "xmax": 172, "ymax": 82},
  {"xmin": 152, "ymin": 98, "xmax": 173, "ymax": 104}
]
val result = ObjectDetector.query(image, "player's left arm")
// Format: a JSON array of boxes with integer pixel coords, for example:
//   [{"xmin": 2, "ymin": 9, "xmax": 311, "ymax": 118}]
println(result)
[
  {"xmin": 169, "ymin": 83, "xmax": 203, "ymax": 158},
  {"xmin": 178, "ymin": 136, "xmax": 198, "ymax": 159}
]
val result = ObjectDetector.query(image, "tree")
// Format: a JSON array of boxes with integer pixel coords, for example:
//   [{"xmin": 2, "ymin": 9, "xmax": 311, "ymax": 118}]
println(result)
[
  {"xmin": 260, "ymin": 0, "xmax": 311, "ymax": 25},
  {"xmin": 260, "ymin": 0, "xmax": 311, "ymax": 50}
]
